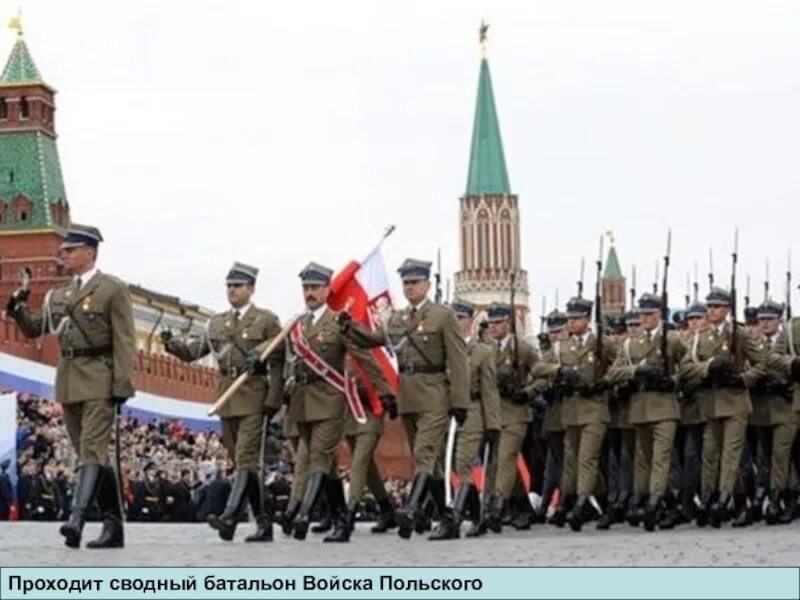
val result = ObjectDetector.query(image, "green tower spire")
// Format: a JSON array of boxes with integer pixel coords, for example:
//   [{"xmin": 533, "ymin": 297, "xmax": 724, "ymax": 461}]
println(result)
[
  {"xmin": 465, "ymin": 58, "xmax": 511, "ymax": 196},
  {"xmin": 1, "ymin": 37, "xmax": 42, "ymax": 84},
  {"xmin": 603, "ymin": 245, "xmax": 624, "ymax": 280}
]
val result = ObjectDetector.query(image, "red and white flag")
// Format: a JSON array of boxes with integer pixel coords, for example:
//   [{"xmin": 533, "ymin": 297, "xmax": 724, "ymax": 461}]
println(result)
[{"xmin": 328, "ymin": 247, "xmax": 399, "ymax": 417}]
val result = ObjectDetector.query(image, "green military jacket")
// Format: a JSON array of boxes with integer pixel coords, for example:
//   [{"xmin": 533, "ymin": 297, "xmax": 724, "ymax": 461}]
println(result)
[
  {"xmin": 533, "ymin": 332, "xmax": 611, "ymax": 427},
  {"xmin": 12, "ymin": 271, "xmax": 136, "ymax": 404},
  {"xmin": 494, "ymin": 336, "xmax": 537, "ymax": 426},
  {"xmin": 604, "ymin": 336, "xmax": 632, "ymax": 430},
  {"xmin": 165, "ymin": 304, "xmax": 284, "ymax": 418},
  {"xmin": 766, "ymin": 318, "xmax": 800, "ymax": 413},
  {"xmin": 750, "ymin": 332, "xmax": 795, "ymax": 426},
  {"xmin": 530, "ymin": 340, "xmax": 565, "ymax": 433},
  {"xmin": 463, "ymin": 338, "xmax": 501, "ymax": 433},
  {"xmin": 344, "ymin": 299, "xmax": 469, "ymax": 415},
  {"xmin": 605, "ymin": 326, "xmax": 685, "ymax": 425},
  {"xmin": 290, "ymin": 308, "xmax": 392, "ymax": 424},
  {"xmin": 678, "ymin": 322, "xmax": 766, "ymax": 419}
]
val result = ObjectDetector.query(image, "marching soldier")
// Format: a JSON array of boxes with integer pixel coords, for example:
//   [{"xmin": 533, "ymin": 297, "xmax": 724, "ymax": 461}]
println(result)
[
  {"xmin": 162, "ymin": 262, "xmax": 284, "ymax": 542},
  {"xmin": 672, "ymin": 302, "xmax": 709, "ymax": 525},
  {"xmin": 6, "ymin": 224, "xmax": 135, "ymax": 549},
  {"xmin": 430, "ymin": 298, "xmax": 500, "ymax": 539},
  {"xmin": 753, "ymin": 300, "xmax": 797, "ymax": 524},
  {"xmin": 535, "ymin": 297, "xmax": 611, "ymax": 532},
  {"xmin": 339, "ymin": 258, "xmax": 469, "ymax": 540},
  {"xmin": 288, "ymin": 262, "xmax": 393, "ymax": 542},
  {"xmin": 605, "ymin": 293, "xmax": 686, "ymax": 531},
  {"xmin": 341, "ymin": 355, "xmax": 400, "ymax": 536},
  {"xmin": 533, "ymin": 310, "xmax": 569, "ymax": 524},
  {"xmin": 482, "ymin": 303, "xmax": 538, "ymax": 534},
  {"xmin": 597, "ymin": 310, "xmax": 638, "ymax": 529},
  {"xmin": 276, "ymin": 402, "xmax": 309, "ymax": 535},
  {"xmin": 678, "ymin": 287, "xmax": 766, "ymax": 527}
]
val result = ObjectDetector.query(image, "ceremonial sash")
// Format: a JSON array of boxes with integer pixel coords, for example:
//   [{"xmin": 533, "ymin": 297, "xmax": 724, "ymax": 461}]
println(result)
[{"xmin": 290, "ymin": 322, "xmax": 367, "ymax": 424}]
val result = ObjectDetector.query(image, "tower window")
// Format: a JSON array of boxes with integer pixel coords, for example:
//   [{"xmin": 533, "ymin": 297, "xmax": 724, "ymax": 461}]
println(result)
[
  {"xmin": 19, "ymin": 97, "xmax": 29, "ymax": 119},
  {"xmin": 0, "ymin": 99, "xmax": 7, "ymax": 120},
  {"xmin": 12, "ymin": 195, "xmax": 31, "ymax": 222}
]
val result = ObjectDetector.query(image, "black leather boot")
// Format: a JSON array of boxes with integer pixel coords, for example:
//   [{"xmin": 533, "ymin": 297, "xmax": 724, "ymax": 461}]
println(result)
[
  {"xmin": 485, "ymin": 495, "xmax": 506, "ymax": 534},
  {"xmin": 709, "ymin": 492, "xmax": 731, "ymax": 529},
  {"xmin": 60, "ymin": 463, "xmax": 102, "ymax": 549},
  {"xmin": 752, "ymin": 487, "xmax": 766, "ymax": 522},
  {"xmin": 292, "ymin": 472, "xmax": 326, "ymax": 541},
  {"xmin": 323, "ymin": 478, "xmax": 352, "ymax": 543},
  {"xmin": 277, "ymin": 500, "xmax": 299, "ymax": 536},
  {"xmin": 612, "ymin": 491, "xmax": 629, "ymax": 523},
  {"xmin": 415, "ymin": 496, "xmax": 434, "ymax": 534},
  {"xmin": 86, "ymin": 467, "xmax": 124, "ymax": 549},
  {"xmin": 778, "ymin": 491, "xmax": 794, "ymax": 525},
  {"xmin": 731, "ymin": 496, "xmax": 752, "ymax": 528},
  {"xmin": 658, "ymin": 493, "xmax": 681, "ymax": 530},
  {"xmin": 765, "ymin": 490, "xmax": 782, "ymax": 526},
  {"xmin": 695, "ymin": 492, "xmax": 712, "ymax": 528},
  {"xmin": 625, "ymin": 493, "xmax": 644, "ymax": 527},
  {"xmin": 429, "ymin": 478, "xmax": 460, "ymax": 541},
  {"xmin": 398, "ymin": 473, "xmax": 430, "ymax": 540},
  {"xmin": 567, "ymin": 495, "xmax": 592, "ymax": 532},
  {"xmin": 244, "ymin": 472, "xmax": 273, "ymax": 542},
  {"xmin": 370, "ymin": 498, "xmax": 398, "ymax": 533},
  {"xmin": 311, "ymin": 495, "xmax": 332, "ymax": 533},
  {"xmin": 549, "ymin": 494, "xmax": 572, "ymax": 528},
  {"xmin": 643, "ymin": 494, "xmax": 661, "ymax": 532},
  {"xmin": 208, "ymin": 469, "xmax": 250, "ymax": 541}
]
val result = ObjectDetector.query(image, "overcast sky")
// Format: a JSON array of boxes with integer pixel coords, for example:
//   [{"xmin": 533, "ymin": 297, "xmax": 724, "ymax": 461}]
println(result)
[{"xmin": 7, "ymin": 0, "xmax": 800, "ymax": 323}]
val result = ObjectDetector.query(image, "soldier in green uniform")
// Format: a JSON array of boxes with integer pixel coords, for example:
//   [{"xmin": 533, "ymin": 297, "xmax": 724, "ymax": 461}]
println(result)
[
  {"xmin": 288, "ymin": 262, "xmax": 393, "ymax": 542},
  {"xmin": 339, "ymin": 258, "xmax": 469, "ymax": 539},
  {"xmin": 678, "ymin": 287, "xmax": 766, "ymax": 527},
  {"xmin": 429, "ymin": 298, "xmax": 500, "ymax": 539},
  {"xmin": 672, "ymin": 302, "xmax": 710, "ymax": 525},
  {"xmin": 532, "ymin": 310, "xmax": 569, "ymax": 524},
  {"xmin": 753, "ymin": 300, "xmax": 797, "ymax": 524},
  {"xmin": 605, "ymin": 293, "xmax": 686, "ymax": 531},
  {"xmin": 480, "ymin": 303, "xmax": 537, "ymax": 534},
  {"xmin": 535, "ymin": 297, "xmax": 611, "ymax": 532},
  {"xmin": 276, "ymin": 400, "xmax": 309, "ymax": 535},
  {"xmin": 162, "ymin": 262, "xmax": 284, "ymax": 542},
  {"xmin": 597, "ymin": 310, "xmax": 638, "ymax": 529},
  {"xmin": 341, "ymin": 355, "xmax": 399, "ymax": 536},
  {"xmin": 7, "ymin": 224, "xmax": 135, "ymax": 549}
]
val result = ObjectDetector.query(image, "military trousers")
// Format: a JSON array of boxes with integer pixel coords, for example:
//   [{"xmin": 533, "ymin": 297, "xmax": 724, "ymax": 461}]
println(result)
[
  {"xmin": 634, "ymin": 420, "xmax": 677, "ymax": 496},
  {"xmin": 345, "ymin": 432, "xmax": 388, "ymax": 507},
  {"xmin": 62, "ymin": 398, "xmax": 114, "ymax": 466},
  {"xmin": 604, "ymin": 428, "xmax": 635, "ymax": 499},
  {"xmin": 289, "ymin": 436, "xmax": 310, "ymax": 504},
  {"xmin": 563, "ymin": 423, "xmax": 607, "ymax": 496},
  {"xmin": 753, "ymin": 422, "xmax": 798, "ymax": 492},
  {"xmin": 402, "ymin": 410, "xmax": 449, "ymax": 476},
  {"xmin": 221, "ymin": 413, "xmax": 264, "ymax": 472},
  {"xmin": 674, "ymin": 424, "xmax": 703, "ymax": 515},
  {"xmin": 702, "ymin": 413, "xmax": 747, "ymax": 496},
  {"xmin": 495, "ymin": 421, "xmax": 529, "ymax": 498},
  {"xmin": 297, "ymin": 418, "xmax": 343, "ymax": 475},
  {"xmin": 455, "ymin": 412, "xmax": 485, "ymax": 485}
]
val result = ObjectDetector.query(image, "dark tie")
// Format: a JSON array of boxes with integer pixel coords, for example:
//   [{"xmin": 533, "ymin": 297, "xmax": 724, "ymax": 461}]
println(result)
[
  {"xmin": 75, "ymin": 277, "xmax": 83, "ymax": 290},
  {"xmin": 233, "ymin": 310, "xmax": 241, "ymax": 325},
  {"xmin": 410, "ymin": 307, "xmax": 417, "ymax": 320}
]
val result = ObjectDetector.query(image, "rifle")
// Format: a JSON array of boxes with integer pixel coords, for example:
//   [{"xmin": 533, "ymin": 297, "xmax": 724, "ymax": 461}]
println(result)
[
  {"xmin": 661, "ymin": 230, "xmax": 671, "ymax": 374},
  {"xmin": 509, "ymin": 271, "xmax": 521, "ymax": 392},
  {"xmin": 594, "ymin": 234, "xmax": 605, "ymax": 377},
  {"xmin": 730, "ymin": 229, "xmax": 741, "ymax": 371},
  {"xmin": 764, "ymin": 259, "xmax": 770, "ymax": 303},
  {"xmin": 434, "ymin": 248, "xmax": 442, "ymax": 304},
  {"xmin": 539, "ymin": 297, "xmax": 547, "ymax": 333},
  {"xmin": 693, "ymin": 261, "xmax": 699, "ymax": 302},
  {"xmin": 577, "ymin": 258, "xmax": 585, "ymax": 299},
  {"xmin": 630, "ymin": 264, "xmax": 637, "ymax": 309},
  {"xmin": 708, "ymin": 248, "xmax": 715, "ymax": 292},
  {"xmin": 653, "ymin": 259, "xmax": 659, "ymax": 294},
  {"xmin": 684, "ymin": 273, "xmax": 690, "ymax": 309}
]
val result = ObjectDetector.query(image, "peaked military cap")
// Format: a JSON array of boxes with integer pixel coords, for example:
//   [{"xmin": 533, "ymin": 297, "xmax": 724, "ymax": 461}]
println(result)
[
  {"xmin": 486, "ymin": 303, "xmax": 512, "ymax": 322},
  {"xmin": 686, "ymin": 302, "xmax": 708, "ymax": 318},
  {"xmin": 299, "ymin": 262, "xmax": 333, "ymax": 285},
  {"xmin": 706, "ymin": 287, "xmax": 732, "ymax": 306},
  {"xmin": 637, "ymin": 292, "xmax": 662, "ymax": 313},
  {"xmin": 671, "ymin": 309, "xmax": 686, "ymax": 326},
  {"xmin": 397, "ymin": 258, "xmax": 432, "ymax": 282},
  {"xmin": 451, "ymin": 298, "xmax": 475, "ymax": 318},
  {"xmin": 744, "ymin": 306, "xmax": 759, "ymax": 324},
  {"xmin": 757, "ymin": 300, "xmax": 784, "ymax": 320},
  {"xmin": 226, "ymin": 261, "xmax": 259, "ymax": 286},
  {"xmin": 546, "ymin": 309, "xmax": 568, "ymax": 331},
  {"xmin": 60, "ymin": 223, "xmax": 103, "ymax": 250},
  {"xmin": 624, "ymin": 309, "xmax": 642, "ymax": 325},
  {"xmin": 566, "ymin": 296, "xmax": 593, "ymax": 318}
]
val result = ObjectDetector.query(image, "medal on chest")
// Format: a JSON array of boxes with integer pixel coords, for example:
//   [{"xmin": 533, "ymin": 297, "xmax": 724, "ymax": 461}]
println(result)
[{"xmin": 81, "ymin": 294, "xmax": 93, "ymax": 311}]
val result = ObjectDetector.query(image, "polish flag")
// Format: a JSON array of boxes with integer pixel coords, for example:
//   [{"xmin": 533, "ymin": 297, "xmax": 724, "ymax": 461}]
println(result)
[{"xmin": 328, "ymin": 247, "xmax": 399, "ymax": 417}]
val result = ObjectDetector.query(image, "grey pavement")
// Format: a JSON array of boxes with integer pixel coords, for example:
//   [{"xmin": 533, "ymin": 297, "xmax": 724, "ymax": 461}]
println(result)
[{"xmin": 1, "ymin": 521, "xmax": 799, "ymax": 567}]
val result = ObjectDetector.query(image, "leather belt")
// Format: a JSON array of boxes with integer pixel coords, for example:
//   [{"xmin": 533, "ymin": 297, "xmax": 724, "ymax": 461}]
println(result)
[
  {"xmin": 61, "ymin": 346, "xmax": 112, "ymax": 359},
  {"xmin": 398, "ymin": 364, "xmax": 445, "ymax": 374}
]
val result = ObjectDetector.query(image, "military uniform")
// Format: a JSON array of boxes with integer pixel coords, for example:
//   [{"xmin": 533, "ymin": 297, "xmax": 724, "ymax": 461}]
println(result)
[
  {"xmin": 678, "ymin": 287, "xmax": 767, "ymax": 526},
  {"xmin": 164, "ymin": 262, "xmax": 284, "ymax": 542},
  {"xmin": 8, "ymin": 224, "xmax": 135, "ymax": 549},
  {"xmin": 342, "ymin": 258, "xmax": 469, "ymax": 539},
  {"xmin": 483, "ymin": 303, "xmax": 538, "ymax": 532},
  {"xmin": 289, "ymin": 262, "xmax": 393, "ymax": 542},
  {"xmin": 755, "ymin": 301, "xmax": 798, "ymax": 523},
  {"xmin": 534, "ymin": 297, "xmax": 611, "ymax": 531},
  {"xmin": 605, "ymin": 294, "xmax": 686, "ymax": 530}
]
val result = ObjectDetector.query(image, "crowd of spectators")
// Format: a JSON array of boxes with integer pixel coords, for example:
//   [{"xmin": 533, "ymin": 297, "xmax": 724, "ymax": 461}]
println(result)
[{"xmin": 5, "ymin": 391, "xmax": 409, "ymax": 523}]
